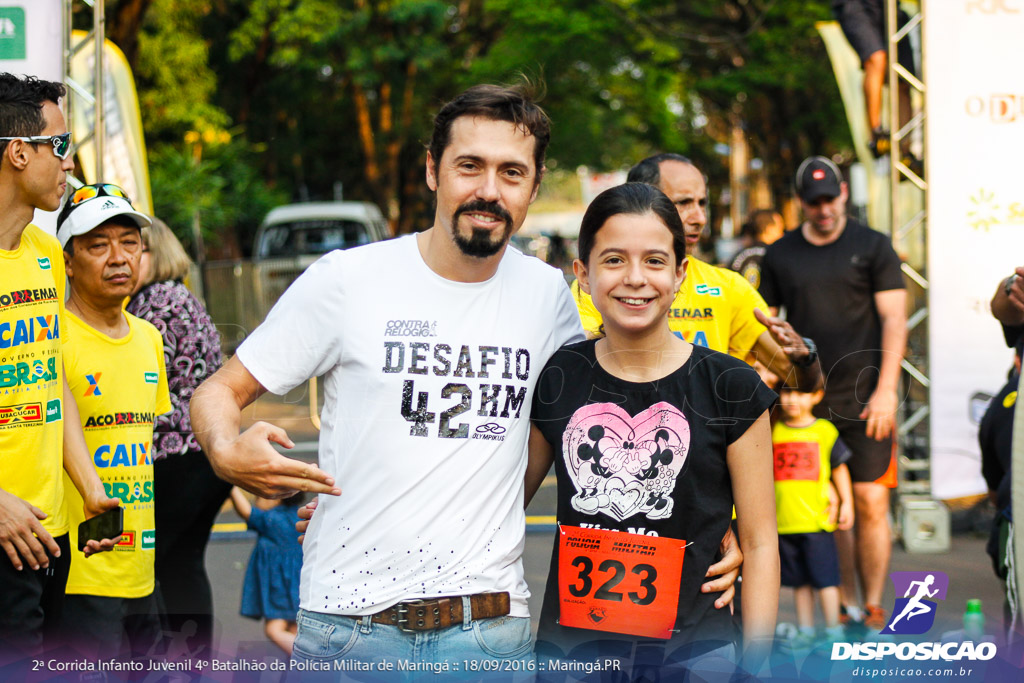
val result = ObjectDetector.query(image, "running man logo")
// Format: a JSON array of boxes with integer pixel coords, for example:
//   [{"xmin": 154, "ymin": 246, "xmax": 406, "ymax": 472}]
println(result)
[
  {"xmin": 881, "ymin": 571, "xmax": 949, "ymax": 635},
  {"xmin": 85, "ymin": 373, "xmax": 102, "ymax": 397}
]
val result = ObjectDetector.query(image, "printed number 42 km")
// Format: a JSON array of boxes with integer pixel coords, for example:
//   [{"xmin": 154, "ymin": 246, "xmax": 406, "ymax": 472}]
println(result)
[
  {"xmin": 568, "ymin": 556, "xmax": 659, "ymax": 606},
  {"xmin": 400, "ymin": 379, "xmax": 525, "ymax": 439}
]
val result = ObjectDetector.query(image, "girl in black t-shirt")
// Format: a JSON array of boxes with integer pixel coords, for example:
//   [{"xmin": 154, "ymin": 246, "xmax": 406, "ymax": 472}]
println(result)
[{"xmin": 527, "ymin": 183, "xmax": 778, "ymax": 673}]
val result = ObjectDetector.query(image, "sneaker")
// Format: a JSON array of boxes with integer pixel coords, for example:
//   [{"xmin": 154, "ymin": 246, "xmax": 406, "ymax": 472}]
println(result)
[
  {"xmin": 864, "ymin": 604, "xmax": 888, "ymax": 631},
  {"xmin": 779, "ymin": 630, "xmax": 817, "ymax": 654},
  {"xmin": 821, "ymin": 625, "xmax": 846, "ymax": 644},
  {"xmin": 869, "ymin": 127, "xmax": 891, "ymax": 158},
  {"xmin": 840, "ymin": 605, "xmax": 867, "ymax": 639}
]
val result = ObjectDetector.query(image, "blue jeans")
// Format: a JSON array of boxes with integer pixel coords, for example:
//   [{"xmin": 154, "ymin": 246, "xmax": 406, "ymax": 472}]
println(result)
[{"xmin": 290, "ymin": 601, "xmax": 534, "ymax": 682}]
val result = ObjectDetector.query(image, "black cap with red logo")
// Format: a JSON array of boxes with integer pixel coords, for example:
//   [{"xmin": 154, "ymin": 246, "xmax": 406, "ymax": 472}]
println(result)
[{"xmin": 795, "ymin": 156, "xmax": 843, "ymax": 203}]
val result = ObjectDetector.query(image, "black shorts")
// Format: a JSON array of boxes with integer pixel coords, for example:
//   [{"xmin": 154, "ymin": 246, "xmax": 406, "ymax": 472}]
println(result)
[
  {"xmin": 0, "ymin": 532, "xmax": 70, "ymax": 662},
  {"xmin": 779, "ymin": 532, "xmax": 840, "ymax": 589},
  {"xmin": 834, "ymin": 0, "xmax": 916, "ymax": 74},
  {"xmin": 816, "ymin": 395, "xmax": 897, "ymax": 485}
]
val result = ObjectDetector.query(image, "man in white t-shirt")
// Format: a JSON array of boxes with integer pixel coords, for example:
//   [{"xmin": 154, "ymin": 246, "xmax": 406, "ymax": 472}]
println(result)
[
  {"xmin": 191, "ymin": 84, "xmax": 584, "ymax": 665},
  {"xmin": 193, "ymin": 85, "xmax": 742, "ymax": 666}
]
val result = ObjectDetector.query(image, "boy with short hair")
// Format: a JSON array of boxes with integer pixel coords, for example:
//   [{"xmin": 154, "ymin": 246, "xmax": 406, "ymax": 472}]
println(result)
[{"xmin": 774, "ymin": 387, "xmax": 854, "ymax": 647}]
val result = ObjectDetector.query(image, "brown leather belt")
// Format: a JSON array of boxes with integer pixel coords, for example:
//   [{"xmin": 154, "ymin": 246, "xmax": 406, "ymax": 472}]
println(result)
[{"xmin": 351, "ymin": 592, "xmax": 510, "ymax": 632}]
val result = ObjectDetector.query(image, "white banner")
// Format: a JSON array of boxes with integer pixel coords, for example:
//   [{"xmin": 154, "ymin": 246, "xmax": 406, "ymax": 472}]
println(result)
[
  {"xmin": 927, "ymin": 0, "xmax": 1024, "ymax": 499},
  {"xmin": 0, "ymin": 0, "xmax": 61, "ymax": 81}
]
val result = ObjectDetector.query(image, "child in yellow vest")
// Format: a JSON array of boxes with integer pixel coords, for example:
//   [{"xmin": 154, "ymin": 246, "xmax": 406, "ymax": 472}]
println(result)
[{"xmin": 774, "ymin": 387, "xmax": 854, "ymax": 648}]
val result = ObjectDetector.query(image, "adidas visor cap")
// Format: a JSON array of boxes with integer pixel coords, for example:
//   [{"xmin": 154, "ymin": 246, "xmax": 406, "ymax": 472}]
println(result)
[{"xmin": 57, "ymin": 195, "xmax": 152, "ymax": 249}]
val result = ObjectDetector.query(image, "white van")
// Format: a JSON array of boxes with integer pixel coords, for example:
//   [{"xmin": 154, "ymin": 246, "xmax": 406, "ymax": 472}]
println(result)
[
  {"xmin": 251, "ymin": 202, "xmax": 389, "ymax": 312},
  {"xmin": 254, "ymin": 201, "xmax": 389, "ymax": 263}
]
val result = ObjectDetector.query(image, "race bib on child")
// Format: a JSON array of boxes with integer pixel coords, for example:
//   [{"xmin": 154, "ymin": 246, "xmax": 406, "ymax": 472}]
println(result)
[
  {"xmin": 772, "ymin": 441, "xmax": 820, "ymax": 481},
  {"xmin": 557, "ymin": 525, "xmax": 686, "ymax": 639}
]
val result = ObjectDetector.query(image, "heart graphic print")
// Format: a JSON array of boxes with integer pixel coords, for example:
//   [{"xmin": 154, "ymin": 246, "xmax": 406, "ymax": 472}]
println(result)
[{"xmin": 562, "ymin": 401, "xmax": 689, "ymax": 522}]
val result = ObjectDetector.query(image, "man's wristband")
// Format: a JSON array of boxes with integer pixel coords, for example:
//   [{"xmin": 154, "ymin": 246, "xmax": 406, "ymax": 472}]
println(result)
[{"xmin": 793, "ymin": 337, "xmax": 818, "ymax": 368}]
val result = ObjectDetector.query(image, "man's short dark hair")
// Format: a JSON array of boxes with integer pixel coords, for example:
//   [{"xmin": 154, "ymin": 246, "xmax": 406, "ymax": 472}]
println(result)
[
  {"xmin": 0, "ymin": 74, "xmax": 66, "ymax": 158},
  {"xmin": 626, "ymin": 153, "xmax": 693, "ymax": 186},
  {"xmin": 428, "ymin": 83, "xmax": 551, "ymax": 184}
]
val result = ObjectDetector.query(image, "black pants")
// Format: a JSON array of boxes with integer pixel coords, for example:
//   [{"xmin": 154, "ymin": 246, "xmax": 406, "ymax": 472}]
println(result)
[
  {"xmin": 153, "ymin": 450, "xmax": 231, "ymax": 658},
  {"xmin": 61, "ymin": 592, "xmax": 162, "ymax": 662},
  {"xmin": 0, "ymin": 532, "xmax": 70, "ymax": 663}
]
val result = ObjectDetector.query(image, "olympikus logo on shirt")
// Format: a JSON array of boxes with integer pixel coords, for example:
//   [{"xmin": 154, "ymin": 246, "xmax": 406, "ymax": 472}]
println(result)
[
  {"xmin": 84, "ymin": 411, "xmax": 155, "ymax": 428},
  {"xmin": 143, "ymin": 372, "xmax": 158, "ymax": 384},
  {"xmin": 693, "ymin": 284, "xmax": 722, "ymax": 297},
  {"xmin": 385, "ymin": 320, "xmax": 437, "ymax": 337},
  {"xmin": 0, "ymin": 357, "xmax": 58, "ymax": 387},
  {"xmin": 0, "ymin": 287, "xmax": 57, "ymax": 309},
  {"xmin": 0, "ymin": 314, "xmax": 59, "ymax": 348},
  {"xmin": 37, "ymin": 258, "xmax": 51, "ymax": 270}
]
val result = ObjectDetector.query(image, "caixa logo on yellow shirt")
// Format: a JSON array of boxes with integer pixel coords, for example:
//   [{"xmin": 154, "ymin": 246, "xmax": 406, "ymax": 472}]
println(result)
[
  {"xmin": 103, "ymin": 480, "xmax": 154, "ymax": 504},
  {"xmin": 93, "ymin": 441, "xmax": 152, "ymax": 468}
]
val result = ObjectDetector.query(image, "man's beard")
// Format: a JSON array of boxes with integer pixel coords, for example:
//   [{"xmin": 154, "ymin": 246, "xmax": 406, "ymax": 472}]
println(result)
[{"xmin": 451, "ymin": 200, "xmax": 514, "ymax": 258}]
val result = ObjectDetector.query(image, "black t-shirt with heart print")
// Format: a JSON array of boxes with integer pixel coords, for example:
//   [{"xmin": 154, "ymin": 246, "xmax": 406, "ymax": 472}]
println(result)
[{"xmin": 531, "ymin": 339, "xmax": 776, "ymax": 657}]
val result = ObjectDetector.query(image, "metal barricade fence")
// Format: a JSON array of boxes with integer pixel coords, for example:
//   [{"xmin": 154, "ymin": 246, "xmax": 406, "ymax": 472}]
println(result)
[{"xmin": 200, "ymin": 258, "xmax": 308, "ymax": 354}]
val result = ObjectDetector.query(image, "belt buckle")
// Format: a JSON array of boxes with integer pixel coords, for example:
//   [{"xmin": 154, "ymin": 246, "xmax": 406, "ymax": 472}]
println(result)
[{"xmin": 395, "ymin": 599, "xmax": 428, "ymax": 633}]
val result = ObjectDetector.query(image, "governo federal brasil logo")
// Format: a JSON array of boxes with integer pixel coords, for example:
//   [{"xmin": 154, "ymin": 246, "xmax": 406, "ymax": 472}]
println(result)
[{"xmin": 881, "ymin": 571, "xmax": 948, "ymax": 635}]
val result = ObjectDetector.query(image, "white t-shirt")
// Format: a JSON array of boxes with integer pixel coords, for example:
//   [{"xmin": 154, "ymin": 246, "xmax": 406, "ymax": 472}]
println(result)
[{"xmin": 237, "ymin": 234, "xmax": 584, "ymax": 617}]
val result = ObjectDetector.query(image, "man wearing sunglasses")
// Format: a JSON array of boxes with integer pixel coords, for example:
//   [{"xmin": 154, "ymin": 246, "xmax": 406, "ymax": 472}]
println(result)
[
  {"xmin": 0, "ymin": 73, "xmax": 120, "ymax": 662},
  {"xmin": 56, "ymin": 184, "xmax": 171, "ymax": 662}
]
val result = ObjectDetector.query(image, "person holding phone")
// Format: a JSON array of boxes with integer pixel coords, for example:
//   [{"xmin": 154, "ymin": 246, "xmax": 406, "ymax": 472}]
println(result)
[{"xmin": 56, "ymin": 184, "xmax": 171, "ymax": 661}]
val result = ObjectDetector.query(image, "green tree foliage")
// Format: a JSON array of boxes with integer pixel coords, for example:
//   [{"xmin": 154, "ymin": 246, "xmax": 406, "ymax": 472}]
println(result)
[{"xmin": 104, "ymin": 0, "xmax": 850, "ymax": 246}]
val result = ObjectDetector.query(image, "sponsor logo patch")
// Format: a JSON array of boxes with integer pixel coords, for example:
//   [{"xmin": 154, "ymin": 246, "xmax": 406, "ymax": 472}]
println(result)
[
  {"xmin": 0, "ymin": 401, "xmax": 42, "ymax": 425},
  {"xmin": 143, "ymin": 371, "xmax": 158, "ymax": 384}
]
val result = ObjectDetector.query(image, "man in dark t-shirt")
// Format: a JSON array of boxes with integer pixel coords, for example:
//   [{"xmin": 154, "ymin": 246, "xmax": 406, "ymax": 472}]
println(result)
[{"xmin": 759, "ymin": 156, "xmax": 906, "ymax": 633}]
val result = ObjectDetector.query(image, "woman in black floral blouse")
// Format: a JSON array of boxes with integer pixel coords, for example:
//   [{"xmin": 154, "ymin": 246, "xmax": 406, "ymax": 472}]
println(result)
[{"xmin": 127, "ymin": 217, "xmax": 228, "ymax": 657}]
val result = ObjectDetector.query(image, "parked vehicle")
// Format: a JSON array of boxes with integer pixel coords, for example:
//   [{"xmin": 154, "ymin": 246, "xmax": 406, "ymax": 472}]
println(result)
[{"xmin": 204, "ymin": 202, "xmax": 388, "ymax": 353}]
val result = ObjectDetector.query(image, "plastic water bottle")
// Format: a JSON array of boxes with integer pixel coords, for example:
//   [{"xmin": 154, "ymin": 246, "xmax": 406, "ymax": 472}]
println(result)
[{"xmin": 963, "ymin": 599, "xmax": 985, "ymax": 641}]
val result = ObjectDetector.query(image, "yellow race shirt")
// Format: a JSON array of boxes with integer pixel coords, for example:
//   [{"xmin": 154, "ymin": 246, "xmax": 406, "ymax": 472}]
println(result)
[
  {"xmin": 0, "ymin": 225, "xmax": 68, "ymax": 535},
  {"xmin": 772, "ymin": 419, "xmax": 843, "ymax": 534},
  {"xmin": 571, "ymin": 257, "xmax": 769, "ymax": 359},
  {"xmin": 63, "ymin": 311, "xmax": 171, "ymax": 597}
]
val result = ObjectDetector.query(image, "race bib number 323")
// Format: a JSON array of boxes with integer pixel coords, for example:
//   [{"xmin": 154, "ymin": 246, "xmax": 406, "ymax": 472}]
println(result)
[{"xmin": 558, "ymin": 525, "xmax": 686, "ymax": 640}]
